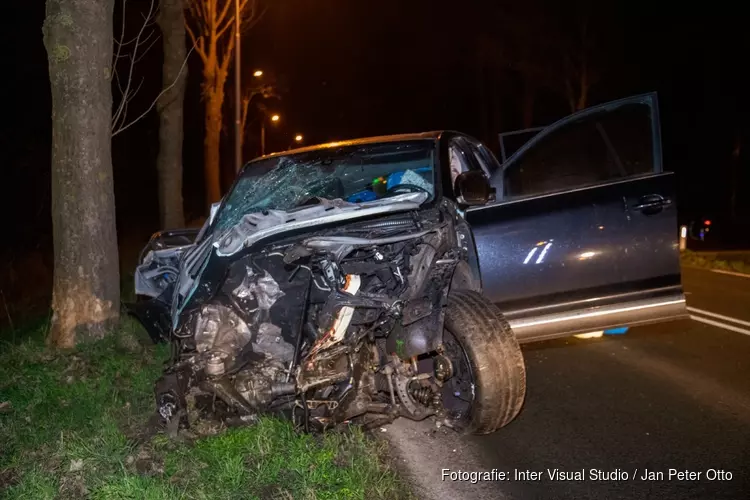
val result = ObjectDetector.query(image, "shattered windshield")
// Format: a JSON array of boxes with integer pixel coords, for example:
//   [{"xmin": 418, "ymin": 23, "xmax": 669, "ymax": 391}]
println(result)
[{"xmin": 213, "ymin": 140, "xmax": 437, "ymax": 233}]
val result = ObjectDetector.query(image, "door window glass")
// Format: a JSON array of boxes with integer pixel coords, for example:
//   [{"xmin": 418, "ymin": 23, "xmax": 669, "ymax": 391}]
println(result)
[{"xmin": 504, "ymin": 102, "xmax": 655, "ymax": 198}]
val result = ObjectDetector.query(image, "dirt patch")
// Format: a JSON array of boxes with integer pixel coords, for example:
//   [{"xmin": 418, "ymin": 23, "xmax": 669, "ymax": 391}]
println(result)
[
  {"xmin": 127, "ymin": 444, "xmax": 165, "ymax": 477},
  {"xmin": 122, "ymin": 412, "xmax": 165, "ymax": 445},
  {"xmin": 0, "ymin": 467, "xmax": 20, "ymax": 491},
  {"xmin": 333, "ymin": 447, "xmax": 353, "ymax": 468},
  {"xmin": 258, "ymin": 484, "xmax": 295, "ymax": 500},
  {"xmin": 58, "ymin": 354, "xmax": 99, "ymax": 385},
  {"xmin": 58, "ymin": 472, "xmax": 89, "ymax": 498}
]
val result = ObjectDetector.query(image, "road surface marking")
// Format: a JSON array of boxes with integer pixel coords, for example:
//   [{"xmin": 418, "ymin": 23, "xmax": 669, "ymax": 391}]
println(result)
[
  {"xmin": 689, "ymin": 315, "xmax": 750, "ymax": 337},
  {"xmin": 710, "ymin": 269, "xmax": 750, "ymax": 279},
  {"xmin": 687, "ymin": 306, "xmax": 750, "ymax": 328}
]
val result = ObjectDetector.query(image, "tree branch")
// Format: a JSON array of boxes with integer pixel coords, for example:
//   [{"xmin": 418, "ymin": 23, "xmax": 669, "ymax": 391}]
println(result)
[
  {"xmin": 185, "ymin": 0, "xmax": 200, "ymax": 23},
  {"xmin": 134, "ymin": 34, "xmax": 159, "ymax": 64},
  {"xmin": 216, "ymin": 16, "xmax": 235, "ymax": 39},
  {"xmin": 218, "ymin": 31, "xmax": 235, "ymax": 75},
  {"xmin": 185, "ymin": 22, "xmax": 208, "ymax": 63},
  {"xmin": 111, "ymin": 0, "xmax": 128, "ymax": 82},
  {"xmin": 112, "ymin": 46, "xmax": 195, "ymax": 137},
  {"xmin": 216, "ymin": 0, "xmax": 235, "ymax": 32},
  {"xmin": 112, "ymin": 0, "xmax": 157, "ymax": 129}
]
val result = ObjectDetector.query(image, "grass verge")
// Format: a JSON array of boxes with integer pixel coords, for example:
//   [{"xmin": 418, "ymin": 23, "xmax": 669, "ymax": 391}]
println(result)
[
  {"xmin": 681, "ymin": 250, "xmax": 750, "ymax": 275},
  {"xmin": 0, "ymin": 319, "xmax": 407, "ymax": 499}
]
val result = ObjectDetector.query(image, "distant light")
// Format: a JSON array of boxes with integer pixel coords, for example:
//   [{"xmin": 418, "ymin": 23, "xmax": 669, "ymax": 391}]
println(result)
[
  {"xmin": 294, "ymin": 134, "xmax": 303, "ymax": 142},
  {"xmin": 704, "ymin": 219, "xmax": 712, "ymax": 226},
  {"xmin": 270, "ymin": 114, "xmax": 280, "ymax": 122},
  {"xmin": 536, "ymin": 241, "xmax": 546, "ymax": 247},
  {"xmin": 680, "ymin": 226, "xmax": 687, "ymax": 238},
  {"xmin": 578, "ymin": 251, "xmax": 597, "ymax": 260},
  {"xmin": 598, "ymin": 225, "xmax": 605, "ymax": 230},
  {"xmin": 253, "ymin": 70, "xmax": 263, "ymax": 77}
]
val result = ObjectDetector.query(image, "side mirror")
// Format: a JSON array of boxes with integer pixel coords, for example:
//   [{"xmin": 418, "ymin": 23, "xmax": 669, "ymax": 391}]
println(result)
[{"xmin": 455, "ymin": 171, "xmax": 495, "ymax": 206}]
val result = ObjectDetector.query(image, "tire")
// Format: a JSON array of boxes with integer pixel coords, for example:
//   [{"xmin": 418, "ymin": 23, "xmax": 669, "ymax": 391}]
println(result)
[{"xmin": 442, "ymin": 290, "xmax": 526, "ymax": 434}]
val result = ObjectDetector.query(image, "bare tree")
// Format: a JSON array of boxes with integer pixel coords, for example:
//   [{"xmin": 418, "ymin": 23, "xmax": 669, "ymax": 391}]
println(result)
[
  {"xmin": 108, "ymin": 0, "xmax": 192, "ymax": 228},
  {"xmin": 107, "ymin": 0, "xmax": 192, "ymax": 138},
  {"xmin": 156, "ymin": 0, "xmax": 188, "ymax": 228},
  {"xmin": 185, "ymin": 0, "xmax": 265, "ymax": 206},
  {"xmin": 43, "ymin": 0, "xmax": 120, "ymax": 347},
  {"xmin": 111, "ymin": 0, "xmax": 159, "ymax": 136}
]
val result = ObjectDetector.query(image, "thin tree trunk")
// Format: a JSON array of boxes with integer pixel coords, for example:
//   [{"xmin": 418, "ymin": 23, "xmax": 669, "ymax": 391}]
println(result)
[
  {"xmin": 156, "ymin": 0, "xmax": 186, "ymax": 229},
  {"xmin": 203, "ymin": 88, "xmax": 224, "ymax": 205},
  {"xmin": 43, "ymin": 0, "xmax": 120, "ymax": 348}
]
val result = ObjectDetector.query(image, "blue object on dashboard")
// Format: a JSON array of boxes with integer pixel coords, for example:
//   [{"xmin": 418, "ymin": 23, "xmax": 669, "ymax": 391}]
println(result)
[
  {"xmin": 347, "ymin": 190, "xmax": 378, "ymax": 203},
  {"xmin": 604, "ymin": 327, "xmax": 629, "ymax": 335},
  {"xmin": 386, "ymin": 167, "xmax": 431, "ymax": 191}
]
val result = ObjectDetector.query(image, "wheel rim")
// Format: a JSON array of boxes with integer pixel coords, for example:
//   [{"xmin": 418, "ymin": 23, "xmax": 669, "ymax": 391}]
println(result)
[{"xmin": 440, "ymin": 328, "xmax": 475, "ymax": 425}]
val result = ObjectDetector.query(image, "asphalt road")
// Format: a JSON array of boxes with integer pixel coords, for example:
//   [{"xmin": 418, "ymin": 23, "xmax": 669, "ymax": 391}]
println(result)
[{"xmin": 387, "ymin": 267, "xmax": 750, "ymax": 500}]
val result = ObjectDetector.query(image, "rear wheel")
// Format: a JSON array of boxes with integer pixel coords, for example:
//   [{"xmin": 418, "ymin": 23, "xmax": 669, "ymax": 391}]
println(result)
[{"xmin": 441, "ymin": 290, "xmax": 526, "ymax": 434}]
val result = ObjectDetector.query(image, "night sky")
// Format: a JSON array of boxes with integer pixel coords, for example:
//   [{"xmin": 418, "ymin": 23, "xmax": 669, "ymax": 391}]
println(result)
[{"xmin": 4, "ymin": 0, "xmax": 749, "ymax": 256}]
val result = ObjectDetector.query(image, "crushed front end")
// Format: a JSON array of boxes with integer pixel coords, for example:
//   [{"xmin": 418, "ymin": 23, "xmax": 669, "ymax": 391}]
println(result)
[{"xmin": 136, "ymin": 203, "xmax": 478, "ymax": 433}]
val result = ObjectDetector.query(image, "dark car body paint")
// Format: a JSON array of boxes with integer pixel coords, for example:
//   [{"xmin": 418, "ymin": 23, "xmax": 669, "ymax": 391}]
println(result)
[
  {"xmin": 130, "ymin": 94, "xmax": 686, "ymax": 349},
  {"xmin": 471, "ymin": 173, "xmax": 680, "ymax": 307},
  {"xmin": 467, "ymin": 93, "xmax": 685, "ymax": 341}
]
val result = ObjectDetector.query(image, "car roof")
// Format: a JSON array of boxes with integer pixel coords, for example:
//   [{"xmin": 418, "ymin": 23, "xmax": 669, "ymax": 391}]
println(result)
[{"xmin": 258, "ymin": 131, "xmax": 447, "ymax": 160}]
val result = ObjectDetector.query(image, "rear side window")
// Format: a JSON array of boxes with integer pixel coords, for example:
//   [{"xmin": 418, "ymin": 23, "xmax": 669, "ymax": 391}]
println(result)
[{"xmin": 504, "ymin": 102, "xmax": 655, "ymax": 198}]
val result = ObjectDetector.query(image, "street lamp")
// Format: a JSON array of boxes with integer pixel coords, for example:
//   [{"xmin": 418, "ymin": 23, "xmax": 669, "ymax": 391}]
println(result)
[
  {"xmin": 253, "ymin": 69, "xmax": 263, "ymax": 77},
  {"xmin": 260, "ymin": 113, "xmax": 280, "ymax": 156},
  {"xmin": 295, "ymin": 134, "xmax": 303, "ymax": 142}
]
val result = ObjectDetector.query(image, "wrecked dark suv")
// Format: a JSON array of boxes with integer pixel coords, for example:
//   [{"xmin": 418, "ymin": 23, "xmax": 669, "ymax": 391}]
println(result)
[
  {"xmin": 130, "ymin": 94, "xmax": 687, "ymax": 435},
  {"xmin": 131, "ymin": 132, "xmax": 526, "ymax": 434}
]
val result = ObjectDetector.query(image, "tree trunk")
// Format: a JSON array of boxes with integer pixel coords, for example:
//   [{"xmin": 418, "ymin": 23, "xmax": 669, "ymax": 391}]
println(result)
[
  {"xmin": 156, "ymin": 0, "xmax": 186, "ymax": 229},
  {"xmin": 203, "ymin": 89, "xmax": 224, "ymax": 206},
  {"xmin": 43, "ymin": 0, "xmax": 120, "ymax": 348}
]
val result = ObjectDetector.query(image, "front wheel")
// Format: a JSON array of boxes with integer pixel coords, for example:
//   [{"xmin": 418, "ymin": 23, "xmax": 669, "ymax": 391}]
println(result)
[{"xmin": 440, "ymin": 290, "xmax": 526, "ymax": 434}]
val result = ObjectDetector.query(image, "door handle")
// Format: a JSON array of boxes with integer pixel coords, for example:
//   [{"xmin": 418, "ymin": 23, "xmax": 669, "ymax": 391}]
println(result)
[{"xmin": 632, "ymin": 194, "xmax": 671, "ymax": 213}]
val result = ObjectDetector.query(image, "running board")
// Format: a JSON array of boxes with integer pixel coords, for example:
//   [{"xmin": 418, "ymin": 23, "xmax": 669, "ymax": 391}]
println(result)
[{"xmin": 506, "ymin": 293, "xmax": 688, "ymax": 344}]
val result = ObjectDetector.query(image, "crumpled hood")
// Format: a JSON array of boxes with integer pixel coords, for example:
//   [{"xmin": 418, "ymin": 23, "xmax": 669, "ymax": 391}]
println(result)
[{"xmin": 213, "ymin": 192, "xmax": 428, "ymax": 257}]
